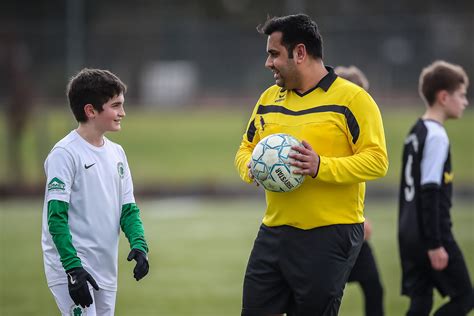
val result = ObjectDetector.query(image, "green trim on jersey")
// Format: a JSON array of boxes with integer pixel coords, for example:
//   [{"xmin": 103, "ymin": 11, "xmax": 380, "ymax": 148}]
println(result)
[
  {"xmin": 120, "ymin": 203, "xmax": 148, "ymax": 254},
  {"xmin": 47, "ymin": 200, "xmax": 82, "ymax": 270}
]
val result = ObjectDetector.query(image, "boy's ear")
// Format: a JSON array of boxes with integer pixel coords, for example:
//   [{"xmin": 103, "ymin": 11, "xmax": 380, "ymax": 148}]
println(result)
[
  {"xmin": 83, "ymin": 104, "xmax": 96, "ymax": 119},
  {"xmin": 436, "ymin": 90, "xmax": 449, "ymax": 105}
]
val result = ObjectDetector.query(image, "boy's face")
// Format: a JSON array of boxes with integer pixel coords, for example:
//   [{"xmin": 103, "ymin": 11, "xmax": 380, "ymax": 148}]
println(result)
[
  {"xmin": 95, "ymin": 93, "xmax": 126, "ymax": 132},
  {"xmin": 443, "ymin": 84, "xmax": 468, "ymax": 119}
]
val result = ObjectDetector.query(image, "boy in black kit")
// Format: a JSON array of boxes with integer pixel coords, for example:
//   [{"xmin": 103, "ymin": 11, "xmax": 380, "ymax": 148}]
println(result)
[{"xmin": 398, "ymin": 60, "xmax": 473, "ymax": 316}]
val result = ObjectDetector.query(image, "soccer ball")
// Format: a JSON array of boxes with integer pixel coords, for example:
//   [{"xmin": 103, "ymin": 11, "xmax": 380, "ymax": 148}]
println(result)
[{"xmin": 251, "ymin": 133, "xmax": 305, "ymax": 192}]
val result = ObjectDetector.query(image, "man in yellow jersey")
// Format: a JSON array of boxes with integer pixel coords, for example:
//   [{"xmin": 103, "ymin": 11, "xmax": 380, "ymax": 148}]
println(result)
[{"xmin": 235, "ymin": 14, "xmax": 388, "ymax": 316}]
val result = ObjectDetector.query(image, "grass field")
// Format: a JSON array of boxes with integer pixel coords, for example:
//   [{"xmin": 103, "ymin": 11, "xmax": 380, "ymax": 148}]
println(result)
[
  {"xmin": 0, "ymin": 107, "xmax": 473, "ymax": 188},
  {"xmin": 0, "ymin": 197, "xmax": 472, "ymax": 315}
]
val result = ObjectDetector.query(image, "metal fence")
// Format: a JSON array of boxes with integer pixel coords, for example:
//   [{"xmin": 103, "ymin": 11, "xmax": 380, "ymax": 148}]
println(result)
[{"xmin": 1, "ymin": 0, "xmax": 473, "ymax": 107}]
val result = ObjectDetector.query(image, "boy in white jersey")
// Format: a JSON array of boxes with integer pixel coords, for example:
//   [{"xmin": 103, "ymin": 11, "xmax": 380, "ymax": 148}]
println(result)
[{"xmin": 42, "ymin": 68, "xmax": 149, "ymax": 315}]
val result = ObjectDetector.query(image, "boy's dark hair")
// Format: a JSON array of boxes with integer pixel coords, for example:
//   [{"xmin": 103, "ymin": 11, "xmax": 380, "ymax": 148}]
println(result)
[
  {"xmin": 334, "ymin": 66, "xmax": 370, "ymax": 90},
  {"xmin": 257, "ymin": 14, "xmax": 323, "ymax": 59},
  {"xmin": 67, "ymin": 68, "xmax": 127, "ymax": 122},
  {"xmin": 419, "ymin": 60, "xmax": 469, "ymax": 106}
]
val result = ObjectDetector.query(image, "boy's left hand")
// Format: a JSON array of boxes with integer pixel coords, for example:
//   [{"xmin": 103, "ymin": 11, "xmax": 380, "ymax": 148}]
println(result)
[
  {"xmin": 428, "ymin": 247, "xmax": 449, "ymax": 271},
  {"xmin": 127, "ymin": 248, "xmax": 149, "ymax": 281}
]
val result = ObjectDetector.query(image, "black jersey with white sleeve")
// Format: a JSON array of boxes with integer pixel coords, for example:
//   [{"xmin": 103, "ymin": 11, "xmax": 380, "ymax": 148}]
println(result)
[{"xmin": 399, "ymin": 119, "xmax": 453, "ymax": 252}]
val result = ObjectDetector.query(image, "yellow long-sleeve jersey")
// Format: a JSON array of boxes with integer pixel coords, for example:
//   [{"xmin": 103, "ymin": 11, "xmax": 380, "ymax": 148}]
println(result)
[{"xmin": 235, "ymin": 69, "xmax": 388, "ymax": 229}]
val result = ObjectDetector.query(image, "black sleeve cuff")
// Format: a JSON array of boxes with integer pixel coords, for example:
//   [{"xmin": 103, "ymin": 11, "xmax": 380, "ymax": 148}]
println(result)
[
  {"xmin": 420, "ymin": 184, "xmax": 441, "ymax": 249},
  {"xmin": 312, "ymin": 158, "xmax": 321, "ymax": 178}
]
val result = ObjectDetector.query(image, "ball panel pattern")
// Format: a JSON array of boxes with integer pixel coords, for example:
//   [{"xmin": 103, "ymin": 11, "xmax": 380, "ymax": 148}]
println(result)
[{"xmin": 250, "ymin": 134, "xmax": 305, "ymax": 192}]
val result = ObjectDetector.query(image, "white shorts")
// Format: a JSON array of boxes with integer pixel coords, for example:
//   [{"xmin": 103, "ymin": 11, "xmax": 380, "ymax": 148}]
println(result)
[{"xmin": 49, "ymin": 284, "xmax": 117, "ymax": 316}]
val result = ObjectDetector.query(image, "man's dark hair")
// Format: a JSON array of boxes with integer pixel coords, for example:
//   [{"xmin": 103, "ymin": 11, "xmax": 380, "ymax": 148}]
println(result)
[
  {"xmin": 419, "ymin": 60, "xmax": 468, "ymax": 106},
  {"xmin": 67, "ymin": 68, "xmax": 127, "ymax": 122},
  {"xmin": 257, "ymin": 14, "xmax": 323, "ymax": 59}
]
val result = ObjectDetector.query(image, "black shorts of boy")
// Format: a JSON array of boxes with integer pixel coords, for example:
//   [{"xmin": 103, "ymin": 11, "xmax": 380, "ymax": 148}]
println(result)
[
  {"xmin": 401, "ymin": 239, "xmax": 472, "ymax": 298},
  {"xmin": 242, "ymin": 223, "xmax": 364, "ymax": 316},
  {"xmin": 347, "ymin": 241, "xmax": 384, "ymax": 316},
  {"xmin": 347, "ymin": 241, "xmax": 381, "ymax": 283}
]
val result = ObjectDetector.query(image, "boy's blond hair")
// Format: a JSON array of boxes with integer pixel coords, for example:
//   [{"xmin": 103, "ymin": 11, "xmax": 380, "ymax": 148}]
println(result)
[{"xmin": 335, "ymin": 65, "xmax": 369, "ymax": 90}]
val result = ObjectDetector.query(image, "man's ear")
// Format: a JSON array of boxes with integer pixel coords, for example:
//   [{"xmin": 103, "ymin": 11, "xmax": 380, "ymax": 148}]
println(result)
[
  {"xmin": 294, "ymin": 44, "xmax": 306, "ymax": 64},
  {"xmin": 83, "ymin": 104, "xmax": 96, "ymax": 119}
]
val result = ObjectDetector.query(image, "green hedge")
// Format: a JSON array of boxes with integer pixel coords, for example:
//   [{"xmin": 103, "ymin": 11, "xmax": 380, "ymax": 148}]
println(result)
[{"xmin": 0, "ymin": 107, "xmax": 472, "ymax": 188}]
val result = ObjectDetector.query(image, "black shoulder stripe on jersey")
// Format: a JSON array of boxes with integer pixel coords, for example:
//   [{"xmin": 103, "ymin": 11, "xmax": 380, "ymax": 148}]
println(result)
[
  {"xmin": 246, "ymin": 119, "xmax": 256, "ymax": 142},
  {"xmin": 256, "ymin": 105, "xmax": 360, "ymax": 144}
]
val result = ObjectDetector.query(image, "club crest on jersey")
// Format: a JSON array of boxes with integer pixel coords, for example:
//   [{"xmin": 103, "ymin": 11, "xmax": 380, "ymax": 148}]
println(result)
[
  {"xmin": 70, "ymin": 305, "xmax": 87, "ymax": 316},
  {"xmin": 444, "ymin": 171, "xmax": 454, "ymax": 184},
  {"xmin": 117, "ymin": 162, "xmax": 125, "ymax": 179},
  {"xmin": 47, "ymin": 177, "xmax": 65, "ymax": 192}
]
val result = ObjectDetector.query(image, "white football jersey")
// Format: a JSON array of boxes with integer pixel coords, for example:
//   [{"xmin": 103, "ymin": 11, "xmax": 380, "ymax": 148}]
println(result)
[{"xmin": 42, "ymin": 130, "xmax": 135, "ymax": 291}]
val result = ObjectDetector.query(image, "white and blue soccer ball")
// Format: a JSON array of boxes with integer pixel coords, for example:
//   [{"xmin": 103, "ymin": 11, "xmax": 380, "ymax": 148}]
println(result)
[{"xmin": 251, "ymin": 133, "xmax": 305, "ymax": 192}]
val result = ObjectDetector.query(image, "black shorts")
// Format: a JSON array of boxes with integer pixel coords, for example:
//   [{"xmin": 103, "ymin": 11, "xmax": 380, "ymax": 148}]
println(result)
[
  {"xmin": 400, "ymin": 239, "xmax": 472, "ymax": 298},
  {"xmin": 242, "ymin": 223, "xmax": 364, "ymax": 316}
]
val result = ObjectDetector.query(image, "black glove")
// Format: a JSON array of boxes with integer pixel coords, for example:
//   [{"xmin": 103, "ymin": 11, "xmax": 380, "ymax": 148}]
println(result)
[
  {"xmin": 66, "ymin": 267, "xmax": 99, "ymax": 308},
  {"xmin": 127, "ymin": 248, "xmax": 149, "ymax": 281}
]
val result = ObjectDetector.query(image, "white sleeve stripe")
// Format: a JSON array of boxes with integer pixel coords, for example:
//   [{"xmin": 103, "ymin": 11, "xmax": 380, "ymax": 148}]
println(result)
[
  {"xmin": 46, "ymin": 195, "xmax": 70, "ymax": 203},
  {"xmin": 420, "ymin": 122, "xmax": 449, "ymax": 185}
]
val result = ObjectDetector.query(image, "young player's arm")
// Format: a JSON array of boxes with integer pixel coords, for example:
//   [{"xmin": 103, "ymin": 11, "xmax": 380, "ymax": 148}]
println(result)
[
  {"xmin": 120, "ymin": 203, "xmax": 148, "ymax": 254},
  {"xmin": 45, "ymin": 148, "xmax": 82, "ymax": 271},
  {"xmin": 47, "ymin": 200, "xmax": 82, "ymax": 270},
  {"xmin": 119, "ymin": 151, "xmax": 149, "ymax": 281},
  {"xmin": 121, "ymin": 203, "xmax": 149, "ymax": 282},
  {"xmin": 423, "ymin": 179, "xmax": 449, "ymax": 270},
  {"xmin": 314, "ymin": 91, "xmax": 389, "ymax": 183},
  {"xmin": 419, "ymin": 130, "xmax": 449, "ymax": 250},
  {"xmin": 235, "ymin": 101, "xmax": 262, "ymax": 183}
]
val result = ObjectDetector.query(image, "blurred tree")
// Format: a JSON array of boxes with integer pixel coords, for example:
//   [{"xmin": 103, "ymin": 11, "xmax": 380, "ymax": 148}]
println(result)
[{"xmin": 1, "ymin": 32, "xmax": 34, "ymax": 185}]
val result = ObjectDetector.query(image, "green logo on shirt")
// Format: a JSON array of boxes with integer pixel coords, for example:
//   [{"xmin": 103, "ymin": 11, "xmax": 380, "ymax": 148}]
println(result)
[
  {"xmin": 117, "ymin": 162, "xmax": 125, "ymax": 179},
  {"xmin": 70, "ymin": 305, "xmax": 86, "ymax": 315},
  {"xmin": 47, "ymin": 177, "xmax": 65, "ymax": 192}
]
